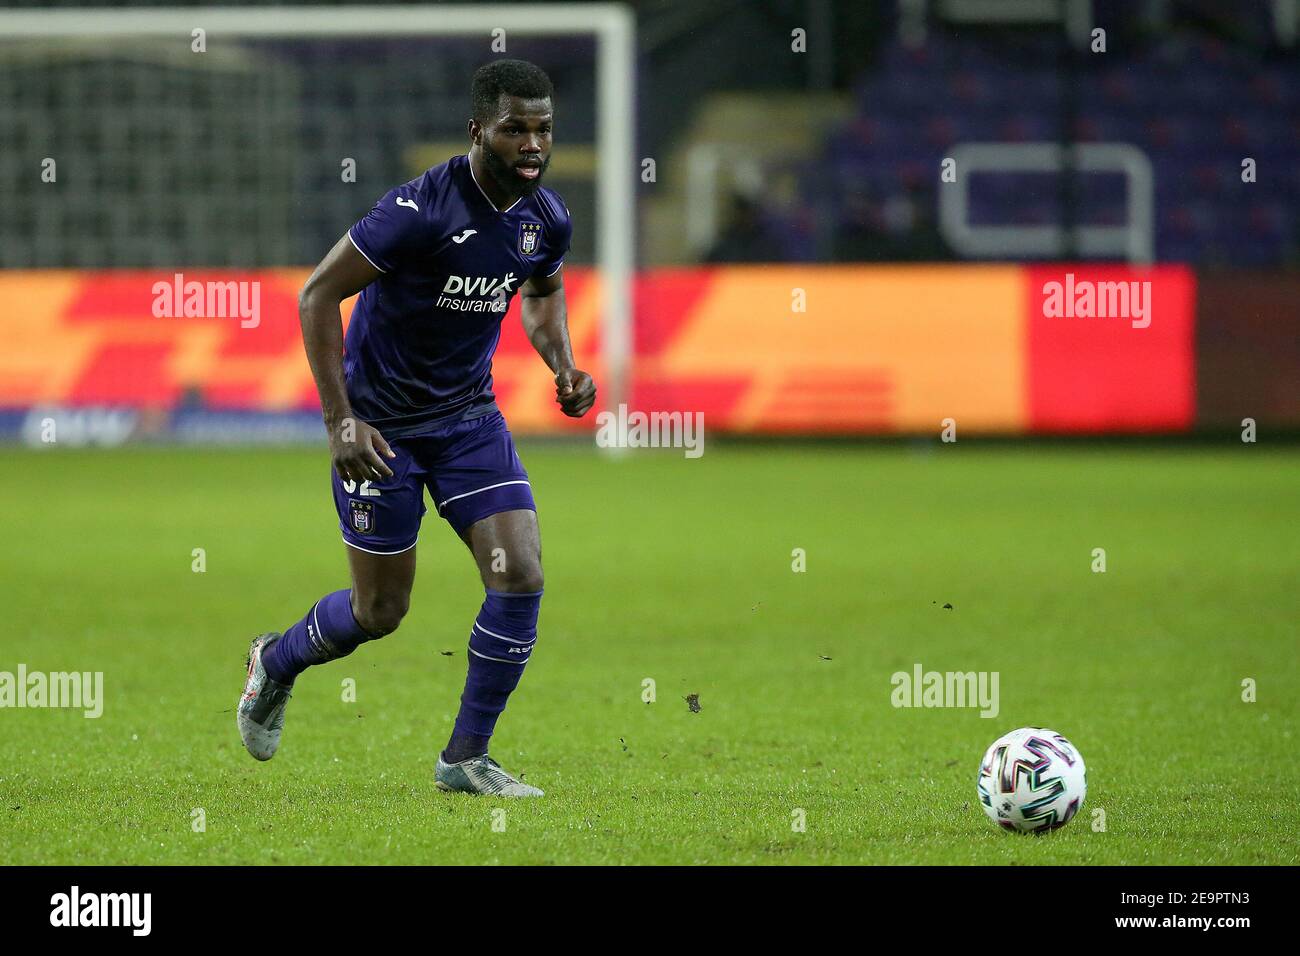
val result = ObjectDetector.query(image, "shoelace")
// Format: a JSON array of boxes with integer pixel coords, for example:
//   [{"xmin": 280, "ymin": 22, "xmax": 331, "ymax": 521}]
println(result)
[{"xmin": 469, "ymin": 759, "xmax": 519, "ymax": 795}]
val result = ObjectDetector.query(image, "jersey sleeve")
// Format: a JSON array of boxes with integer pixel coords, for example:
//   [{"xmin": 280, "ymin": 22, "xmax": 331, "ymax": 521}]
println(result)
[
  {"xmin": 532, "ymin": 206, "xmax": 573, "ymax": 279},
  {"xmin": 347, "ymin": 186, "xmax": 427, "ymax": 274}
]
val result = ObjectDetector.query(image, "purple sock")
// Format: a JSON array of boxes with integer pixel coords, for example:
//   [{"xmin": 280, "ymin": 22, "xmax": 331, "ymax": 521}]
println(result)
[
  {"xmin": 444, "ymin": 589, "xmax": 541, "ymax": 761},
  {"xmin": 264, "ymin": 589, "xmax": 376, "ymax": 683}
]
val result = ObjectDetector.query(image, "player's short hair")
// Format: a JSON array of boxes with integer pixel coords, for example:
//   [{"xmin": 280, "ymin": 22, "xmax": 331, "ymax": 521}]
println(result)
[{"xmin": 471, "ymin": 59, "xmax": 554, "ymax": 124}]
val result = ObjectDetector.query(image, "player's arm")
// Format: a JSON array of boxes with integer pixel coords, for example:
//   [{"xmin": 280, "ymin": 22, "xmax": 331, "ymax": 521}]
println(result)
[
  {"xmin": 519, "ymin": 266, "xmax": 597, "ymax": 418},
  {"xmin": 299, "ymin": 235, "xmax": 396, "ymax": 481}
]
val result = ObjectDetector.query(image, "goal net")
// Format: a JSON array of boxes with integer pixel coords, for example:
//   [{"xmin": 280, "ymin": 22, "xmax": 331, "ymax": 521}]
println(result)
[{"xmin": 0, "ymin": 5, "xmax": 633, "ymax": 428}]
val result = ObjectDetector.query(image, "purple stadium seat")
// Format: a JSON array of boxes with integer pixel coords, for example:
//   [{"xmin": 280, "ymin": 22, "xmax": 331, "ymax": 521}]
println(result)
[{"xmin": 817, "ymin": 27, "xmax": 1300, "ymax": 265}]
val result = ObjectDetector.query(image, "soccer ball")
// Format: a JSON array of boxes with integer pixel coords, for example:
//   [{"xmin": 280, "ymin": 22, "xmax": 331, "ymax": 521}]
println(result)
[{"xmin": 976, "ymin": 727, "xmax": 1086, "ymax": 834}]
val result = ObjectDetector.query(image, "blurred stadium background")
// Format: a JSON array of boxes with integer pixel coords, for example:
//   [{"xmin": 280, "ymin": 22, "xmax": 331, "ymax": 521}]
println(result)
[
  {"xmin": 3, "ymin": 1, "xmax": 1299, "ymax": 868},
  {"xmin": 1, "ymin": 0, "xmax": 1296, "ymax": 443}
]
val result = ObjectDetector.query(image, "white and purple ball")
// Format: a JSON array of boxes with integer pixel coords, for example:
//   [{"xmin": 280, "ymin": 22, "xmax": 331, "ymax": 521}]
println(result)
[{"xmin": 977, "ymin": 727, "xmax": 1087, "ymax": 834}]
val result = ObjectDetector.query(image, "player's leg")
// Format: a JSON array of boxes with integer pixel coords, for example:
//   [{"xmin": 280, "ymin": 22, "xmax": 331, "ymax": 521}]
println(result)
[
  {"xmin": 344, "ymin": 542, "xmax": 418, "ymax": 638},
  {"xmin": 238, "ymin": 441, "xmax": 426, "ymax": 761},
  {"xmin": 446, "ymin": 508, "xmax": 543, "ymax": 754},
  {"xmin": 435, "ymin": 510, "xmax": 545, "ymax": 797},
  {"xmin": 269, "ymin": 442, "xmax": 426, "ymax": 679},
  {"xmin": 427, "ymin": 411, "xmax": 545, "ymax": 796},
  {"xmin": 260, "ymin": 545, "xmax": 415, "ymax": 678}
]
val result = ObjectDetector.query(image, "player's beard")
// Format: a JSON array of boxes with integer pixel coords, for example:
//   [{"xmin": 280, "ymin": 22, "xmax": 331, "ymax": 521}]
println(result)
[{"xmin": 483, "ymin": 146, "xmax": 550, "ymax": 200}]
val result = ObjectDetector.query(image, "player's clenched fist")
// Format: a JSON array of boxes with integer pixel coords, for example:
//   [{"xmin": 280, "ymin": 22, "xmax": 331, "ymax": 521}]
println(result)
[
  {"xmin": 555, "ymin": 367, "xmax": 596, "ymax": 418},
  {"xmin": 329, "ymin": 417, "xmax": 396, "ymax": 483}
]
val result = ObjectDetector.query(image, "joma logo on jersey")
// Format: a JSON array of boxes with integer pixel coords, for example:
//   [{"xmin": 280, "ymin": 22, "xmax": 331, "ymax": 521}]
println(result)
[{"xmin": 437, "ymin": 272, "xmax": 518, "ymax": 313}]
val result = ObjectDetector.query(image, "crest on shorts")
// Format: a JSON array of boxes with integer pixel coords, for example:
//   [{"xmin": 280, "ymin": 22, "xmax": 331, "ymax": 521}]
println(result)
[
  {"xmin": 349, "ymin": 499, "xmax": 375, "ymax": 536},
  {"xmin": 518, "ymin": 221, "xmax": 542, "ymax": 257}
]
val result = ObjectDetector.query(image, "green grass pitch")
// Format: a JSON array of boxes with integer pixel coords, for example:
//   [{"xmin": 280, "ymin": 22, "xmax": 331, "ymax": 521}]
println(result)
[{"xmin": 2, "ymin": 441, "xmax": 1297, "ymax": 864}]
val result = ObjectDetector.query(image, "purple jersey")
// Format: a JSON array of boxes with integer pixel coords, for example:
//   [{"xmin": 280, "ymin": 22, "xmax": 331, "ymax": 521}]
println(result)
[{"xmin": 344, "ymin": 154, "xmax": 572, "ymax": 438}]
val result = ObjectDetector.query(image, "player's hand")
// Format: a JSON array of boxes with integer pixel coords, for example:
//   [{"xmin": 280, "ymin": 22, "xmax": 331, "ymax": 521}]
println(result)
[
  {"xmin": 555, "ymin": 367, "xmax": 597, "ymax": 418},
  {"xmin": 329, "ymin": 418, "xmax": 396, "ymax": 483}
]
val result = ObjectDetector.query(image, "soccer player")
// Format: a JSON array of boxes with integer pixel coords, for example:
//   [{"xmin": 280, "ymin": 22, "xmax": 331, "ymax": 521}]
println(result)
[{"xmin": 237, "ymin": 60, "xmax": 595, "ymax": 797}]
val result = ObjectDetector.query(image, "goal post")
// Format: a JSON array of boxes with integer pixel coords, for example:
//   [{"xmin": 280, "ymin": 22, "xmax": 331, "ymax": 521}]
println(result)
[{"xmin": 0, "ymin": 4, "xmax": 636, "ymax": 417}]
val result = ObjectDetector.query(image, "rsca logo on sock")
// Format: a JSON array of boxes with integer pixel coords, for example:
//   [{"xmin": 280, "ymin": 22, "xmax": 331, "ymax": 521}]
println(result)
[{"xmin": 50, "ymin": 886, "xmax": 151, "ymax": 936}]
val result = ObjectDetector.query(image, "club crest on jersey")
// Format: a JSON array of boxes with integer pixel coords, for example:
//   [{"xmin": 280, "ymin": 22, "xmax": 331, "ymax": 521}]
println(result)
[
  {"xmin": 349, "ymin": 500, "xmax": 375, "ymax": 536},
  {"xmin": 518, "ymin": 221, "xmax": 542, "ymax": 257}
]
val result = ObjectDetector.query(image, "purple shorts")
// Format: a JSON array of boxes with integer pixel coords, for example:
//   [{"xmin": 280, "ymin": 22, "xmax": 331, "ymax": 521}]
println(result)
[{"xmin": 332, "ymin": 410, "xmax": 535, "ymax": 554}]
